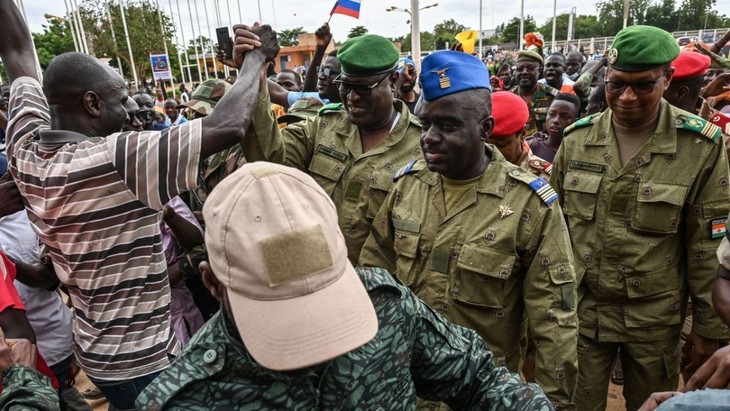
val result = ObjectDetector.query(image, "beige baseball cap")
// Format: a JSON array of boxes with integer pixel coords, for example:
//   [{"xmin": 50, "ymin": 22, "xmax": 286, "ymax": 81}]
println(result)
[{"xmin": 202, "ymin": 162, "xmax": 378, "ymax": 371}]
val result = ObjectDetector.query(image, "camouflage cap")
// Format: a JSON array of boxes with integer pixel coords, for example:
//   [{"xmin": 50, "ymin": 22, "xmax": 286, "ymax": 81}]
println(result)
[
  {"xmin": 177, "ymin": 79, "xmax": 232, "ymax": 116},
  {"xmin": 277, "ymin": 98, "xmax": 324, "ymax": 125}
]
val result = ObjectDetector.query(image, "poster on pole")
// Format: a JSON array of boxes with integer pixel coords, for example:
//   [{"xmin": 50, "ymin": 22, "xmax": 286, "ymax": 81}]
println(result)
[{"xmin": 150, "ymin": 53, "xmax": 172, "ymax": 81}]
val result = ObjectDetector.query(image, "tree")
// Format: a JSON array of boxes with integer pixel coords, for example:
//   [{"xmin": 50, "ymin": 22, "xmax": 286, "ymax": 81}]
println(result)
[
  {"xmin": 400, "ymin": 31, "xmax": 437, "ymax": 53},
  {"xmin": 595, "ymin": 0, "xmax": 652, "ymax": 35},
  {"xmin": 676, "ymin": 0, "xmax": 730, "ymax": 30},
  {"xmin": 80, "ymin": 0, "xmax": 182, "ymax": 84},
  {"xmin": 498, "ymin": 16, "xmax": 538, "ymax": 44},
  {"xmin": 432, "ymin": 19, "xmax": 468, "ymax": 50},
  {"xmin": 348, "ymin": 26, "xmax": 369, "ymax": 38},
  {"xmin": 538, "ymin": 14, "xmax": 603, "ymax": 41},
  {"xmin": 279, "ymin": 27, "xmax": 305, "ymax": 47},
  {"xmin": 32, "ymin": 17, "xmax": 76, "ymax": 70},
  {"xmin": 644, "ymin": 0, "xmax": 679, "ymax": 32}
]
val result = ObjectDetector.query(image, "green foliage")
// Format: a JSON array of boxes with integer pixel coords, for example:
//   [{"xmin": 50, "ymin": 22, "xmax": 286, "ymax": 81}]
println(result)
[
  {"xmin": 432, "ymin": 19, "xmax": 468, "ymax": 50},
  {"xmin": 80, "ymin": 0, "xmax": 182, "ymax": 84},
  {"xmin": 644, "ymin": 0, "xmax": 679, "ymax": 32},
  {"xmin": 279, "ymin": 27, "xmax": 305, "ymax": 47},
  {"xmin": 537, "ymin": 14, "xmax": 603, "ymax": 41},
  {"xmin": 399, "ymin": 31, "xmax": 437, "ymax": 53},
  {"xmin": 497, "ymin": 16, "xmax": 538, "ymax": 44},
  {"xmin": 676, "ymin": 0, "xmax": 730, "ymax": 30},
  {"xmin": 32, "ymin": 18, "xmax": 76, "ymax": 70},
  {"xmin": 595, "ymin": 0, "xmax": 652, "ymax": 34},
  {"xmin": 348, "ymin": 25, "xmax": 369, "ymax": 38}
]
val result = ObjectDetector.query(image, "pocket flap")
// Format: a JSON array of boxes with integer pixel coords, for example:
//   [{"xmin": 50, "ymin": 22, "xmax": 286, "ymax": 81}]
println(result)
[
  {"xmin": 309, "ymin": 152, "xmax": 346, "ymax": 182},
  {"xmin": 563, "ymin": 171, "xmax": 603, "ymax": 194},
  {"xmin": 637, "ymin": 183, "xmax": 687, "ymax": 206},
  {"xmin": 394, "ymin": 231, "xmax": 419, "ymax": 259},
  {"xmin": 369, "ymin": 170, "xmax": 392, "ymax": 191},
  {"xmin": 457, "ymin": 244, "xmax": 515, "ymax": 279},
  {"xmin": 625, "ymin": 268, "xmax": 680, "ymax": 299}
]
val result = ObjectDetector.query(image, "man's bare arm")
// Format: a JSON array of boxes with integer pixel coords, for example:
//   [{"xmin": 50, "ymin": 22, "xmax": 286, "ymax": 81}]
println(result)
[
  {"xmin": 199, "ymin": 24, "xmax": 279, "ymax": 158},
  {"xmin": 302, "ymin": 23, "xmax": 332, "ymax": 92},
  {"xmin": 0, "ymin": 0, "xmax": 39, "ymax": 83}
]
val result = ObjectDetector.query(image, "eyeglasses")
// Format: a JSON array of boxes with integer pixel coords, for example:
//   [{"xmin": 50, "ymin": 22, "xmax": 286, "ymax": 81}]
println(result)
[
  {"xmin": 317, "ymin": 66, "xmax": 340, "ymax": 78},
  {"xmin": 124, "ymin": 110, "xmax": 149, "ymax": 125},
  {"xmin": 334, "ymin": 73, "xmax": 390, "ymax": 97},
  {"xmin": 515, "ymin": 65, "xmax": 540, "ymax": 73},
  {"xmin": 604, "ymin": 68, "xmax": 670, "ymax": 96}
]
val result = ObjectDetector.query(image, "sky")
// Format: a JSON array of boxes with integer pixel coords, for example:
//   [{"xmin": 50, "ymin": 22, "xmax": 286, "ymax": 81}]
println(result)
[{"xmin": 20, "ymin": 0, "xmax": 730, "ymax": 49}]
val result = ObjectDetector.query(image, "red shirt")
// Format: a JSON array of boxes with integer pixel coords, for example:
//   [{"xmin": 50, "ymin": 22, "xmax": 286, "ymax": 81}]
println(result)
[{"xmin": 0, "ymin": 251, "xmax": 58, "ymax": 390}]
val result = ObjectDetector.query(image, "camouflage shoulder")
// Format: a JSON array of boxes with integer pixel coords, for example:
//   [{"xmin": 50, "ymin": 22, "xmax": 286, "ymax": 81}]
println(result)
[
  {"xmin": 563, "ymin": 114, "xmax": 597, "ymax": 136},
  {"xmin": 507, "ymin": 167, "xmax": 559, "ymax": 205},
  {"xmin": 317, "ymin": 102, "xmax": 344, "ymax": 115},
  {"xmin": 392, "ymin": 159, "xmax": 426, "ymax": 182},
  {"xmin": 356, "ymin": 267, "xmax": 404, "ymax": 294},
  {"xmin": 543, "ymin": 83, "xmax": 561, "ymax": 97},
  {"xmin": 676, "ymin": 113, "xmax": 722, "ymax": 143}
]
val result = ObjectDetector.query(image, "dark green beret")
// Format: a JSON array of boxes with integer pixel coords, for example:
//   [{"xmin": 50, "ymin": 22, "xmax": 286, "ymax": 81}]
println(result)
[
  {"xmin": 608, "ymin": 25, "xmax": 680, "ymax": 72},
  {"xmin": 338, "ymin": 34, "xmax": 399, "ymax": 76},
  {"xmin": 516, "ymin": 50, "xmax": 544, "ymax": 65}
]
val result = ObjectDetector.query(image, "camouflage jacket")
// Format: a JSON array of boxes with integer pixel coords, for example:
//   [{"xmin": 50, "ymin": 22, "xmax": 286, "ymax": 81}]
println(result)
[
  {"xmin": 510, "ymin": 84, "xmax": 560, "ymax": 135},
  {"xmin": 242, "ymin": 87, "xmax": 423, "ymax": 264},
  {"xmin": 0, "ymin": 365, "xmax": 60, "ymax": 410},
  {"xmin": 551, "ymin": 100, "xmax": 730, "ymax": 343},
  {"xmin": 136, "ymin": 267, "xmax": 553, "ymax": 411},
  {"xmin": 517, "ymin": 142, "xmax": 552, "ymax": 179},
  {"xmin": 358, "ymin": 146, "xmax": 577, "ymax": 409}
]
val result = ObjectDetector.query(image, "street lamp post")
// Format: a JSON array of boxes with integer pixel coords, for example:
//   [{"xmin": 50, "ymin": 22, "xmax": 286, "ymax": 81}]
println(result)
[{"xmin": 386, "ymin": 2, "xmax": 437, "ymax": 71}]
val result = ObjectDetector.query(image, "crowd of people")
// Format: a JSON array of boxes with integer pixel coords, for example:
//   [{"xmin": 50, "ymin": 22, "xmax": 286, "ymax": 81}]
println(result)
[{"xmin": 1, "ymin": 0, "xmax": 730, "ymax": 409}]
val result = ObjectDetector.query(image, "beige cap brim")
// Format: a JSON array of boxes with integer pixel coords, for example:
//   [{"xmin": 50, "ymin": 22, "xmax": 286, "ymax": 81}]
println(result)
[{"xmin": 227, "ymin": 261, "xmax": 379, "ymax": 371}]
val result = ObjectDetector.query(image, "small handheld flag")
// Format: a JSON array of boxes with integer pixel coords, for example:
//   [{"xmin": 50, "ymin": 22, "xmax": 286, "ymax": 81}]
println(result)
[{"xmin": 330, "ymin": 0, "xmax": 361, "ymax": 19}]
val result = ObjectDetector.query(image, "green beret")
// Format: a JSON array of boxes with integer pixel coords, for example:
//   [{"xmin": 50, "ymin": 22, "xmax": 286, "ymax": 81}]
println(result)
[
  {"xmin": 516, "ymin": 50, "xmax": 544, "ymax": 65},
  {"xmin": 608, "ymin": 25, "xmax": 680, "ymax": 72},
  {"xmin": 338, "ymin": 34, "xmax": 399, "ymax": 76}
]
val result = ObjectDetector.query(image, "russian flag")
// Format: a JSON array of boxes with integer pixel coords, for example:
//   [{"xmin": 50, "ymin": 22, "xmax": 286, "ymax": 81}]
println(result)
[{"xmin": 331, "ymin": 0, "xmax": 361, "ymax": 19}]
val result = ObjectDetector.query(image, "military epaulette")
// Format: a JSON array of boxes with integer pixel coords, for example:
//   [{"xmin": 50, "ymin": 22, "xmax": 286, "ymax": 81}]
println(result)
[
  {"xmin": 392, "ymin": 160, "xmax": 422, "ymax": 181},
  {"xmin": 544, "ymin": 84, "xmax": 560, "ymax": 97},
  {"xmin": 508, "ymin": 169, "xmax": 558, "ymax": 205},
  {"xmin": 677, "ymin": 115, "xmax": 722, "ymax": 142},
  {"xmin": 543, "ymin": 163, "xmax": 553, "ymax": 175},
  {"xmin": 563, "ymin": 115, "xmax": 596, "ymax": 136},
  {"xmin": 709, "ymin": 112, "xmax": 730, "ymax": 136},
  {"xmin": 318, "ymin": 102, "xmax": 344, "ymax": 115}
]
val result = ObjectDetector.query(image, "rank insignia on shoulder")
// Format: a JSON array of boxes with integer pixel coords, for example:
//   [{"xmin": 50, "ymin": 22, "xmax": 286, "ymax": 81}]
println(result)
[
  {"xmin": 711, "ymin": 217, "xmax": 727, "ymax": 239},
  {"xmin": 528, "ymin": 177, "xmax": 559, "ymax": 205},
  {"xmin": 318, "ymin": 102, "xmax": 344, "ymax": 115},
  {"xmin": 709, "ymin": 113, "xmax": 730, "ymax": 136},
  {"xmin": 392, "ymin": 160, "xmax": 420, "ymax": 181},
  {"xmin": 678, "ymin": 115, "xmax": 722, "ymax": 142},
  {"xmin": 563, "ymin": 115, "xmax": 595, "ymax": 136}
]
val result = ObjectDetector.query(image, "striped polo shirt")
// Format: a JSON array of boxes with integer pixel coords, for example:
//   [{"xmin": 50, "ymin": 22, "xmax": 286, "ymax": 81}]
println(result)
[{"xmin": 6, "ymin": 77, "xmax": 202, "ymax": 381}]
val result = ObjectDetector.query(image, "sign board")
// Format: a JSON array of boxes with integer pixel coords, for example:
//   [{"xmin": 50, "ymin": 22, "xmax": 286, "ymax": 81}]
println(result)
[{"xmin": 150, "ymin": 53, "xmax": 172, "ymax": 81}]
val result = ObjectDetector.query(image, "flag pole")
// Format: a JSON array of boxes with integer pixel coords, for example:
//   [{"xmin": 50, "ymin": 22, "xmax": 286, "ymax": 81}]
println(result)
[
  {"xmin": 174, "ymin": 0, "xmax": 194, "ymax": 86},
  {"xmin": 168, "ymin": 0, "xmax": 187, "ymax": 88},
  {"xmin": 186, "ymin": 0, "xmax": 205, "ymax": 82},
  {"xmin": 327, "ymin": 1, "xmax": 338, "ymax": 24},
  {"xmin": 202, "ymin": 0, "xmax": 220, "ymax": 80},
  {"xmin": 155, "ymin": 0, "xmax": 175, "ymax": 96},
  {"xmin": 118, "ymin": 0, "xmax": 139, "ymax": 90},
  {"xmin": 192, "ymin": 0, "xmax": 210, "ymax": 80}
]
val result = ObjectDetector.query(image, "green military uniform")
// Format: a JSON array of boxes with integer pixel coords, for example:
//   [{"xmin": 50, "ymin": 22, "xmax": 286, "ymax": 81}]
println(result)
[
  {"xmin": 511, "ymin": 83, "xmax": 560, "ymax": 136},
  {"xmin": 242, "ymin": 86, "xmax": 422, "ymax": 263},
  {"xmin": 1, "ymin": 365, "xmax": 60, "ymax": 410},
  {"xmin": 359, "ymin": 145, "xmax": 578, "ymax": 410},
  {"xmin": 136, "ymin": 267, "xmax": 554, "ymax": 411},
  {"xmin": 518, "ymin": 142, "xmax": 552, "ymax": 180},
  {"xmin": 550, "ymin": 101, "xmax": 730, "ymax": 409}
]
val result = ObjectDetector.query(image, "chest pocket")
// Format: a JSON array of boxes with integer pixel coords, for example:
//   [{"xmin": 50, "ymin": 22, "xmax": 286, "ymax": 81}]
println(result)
[
  {"xmin": 631, "ymin": 183, "xmax": 687, "ymax": 234},
  {"xmin": 366, "ymin": 171, "xmax": 394, "ymax": 219},
  {"xmin": 393, "ymin": 224, "xmax": 420, "ymax": 286},
  {"xmin": 308, "ymin": 151, "xmax": 347, "ymax": 196},
  {"xmin": 562, "ymin": 171, "xmax": 603, "ymax": 220},
  {"xmin": 453, "ymin": 244, "xmax": 516, "ymax": 309}
]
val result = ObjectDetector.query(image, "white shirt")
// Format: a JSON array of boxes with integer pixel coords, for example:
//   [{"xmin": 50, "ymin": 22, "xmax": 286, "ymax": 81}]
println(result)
[{"xmin": 0, "ymin": 211, "xmax": 74, "ymax": 366}]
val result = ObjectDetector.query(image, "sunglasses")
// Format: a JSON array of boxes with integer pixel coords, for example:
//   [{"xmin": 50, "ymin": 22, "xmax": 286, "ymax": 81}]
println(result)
[
  {"xmin": 334, "ymin": 73, "xmax": 390, "ymax": 97},
  {"xmin": 124, "ymin": 110, "xmax": 149, "ymax": 125},
  {"xmin": 604, "ymin": 68, "xmax": 670, "ymax": 96},
  {"xmin": 317, "ymin": 66, "xmax": 340, "ymax": 78}
]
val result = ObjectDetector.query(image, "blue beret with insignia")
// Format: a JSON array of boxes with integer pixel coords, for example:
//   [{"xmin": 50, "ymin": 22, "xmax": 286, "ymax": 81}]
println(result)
[{"xmin": 419, "ymin": 51, "xmax": 491, "ymax": 102}]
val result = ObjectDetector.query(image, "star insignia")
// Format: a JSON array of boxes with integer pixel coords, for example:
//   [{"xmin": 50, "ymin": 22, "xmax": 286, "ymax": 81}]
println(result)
[{"xmin": 499, "ymin": 205, "xmax": 514, "ymax": 219}]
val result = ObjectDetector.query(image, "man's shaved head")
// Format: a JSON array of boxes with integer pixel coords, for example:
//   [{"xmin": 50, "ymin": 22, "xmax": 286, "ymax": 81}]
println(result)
[{"xmin": 43, "ymin": 52, "xmax": 125, "ymax": 105}]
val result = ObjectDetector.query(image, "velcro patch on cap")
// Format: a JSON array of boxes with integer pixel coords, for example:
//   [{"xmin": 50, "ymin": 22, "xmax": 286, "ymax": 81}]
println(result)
[{"xmin": 260, "ymin": 224, "xmax": 334, "ymax": 286}]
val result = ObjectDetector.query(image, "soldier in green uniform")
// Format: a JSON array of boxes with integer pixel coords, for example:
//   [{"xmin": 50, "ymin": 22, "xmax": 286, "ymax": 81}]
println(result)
[
  {"xmin": 136, "ymin": 162, "xmax": 554, "ymax": 410},
  {"xmin": 549, "ymin": 25, "xmax": 730, "ymax": 410},
  {"xmin": 510, "ymin": 51, "xmax": 560, "ymax": 135},
  {"xmin": 487, "ymin": 90, "xmax": 553, "ymax": 179},
  {"xmin": 359, "ymin": 51, "xmax": 578, "ymax": 410},
  {"xmin": 237, "ymin": 30, "xmax": 422, "ymax": 264}
]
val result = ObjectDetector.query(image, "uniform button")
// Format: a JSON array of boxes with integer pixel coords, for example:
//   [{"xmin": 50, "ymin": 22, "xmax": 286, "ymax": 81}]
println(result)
[
  {"xmin": 203, "ymin": 349, "xmax": 217, "ymax": 364},
  {"xmin": 632, "ymin": 279, "xmax": 641, "ymax": 286},
  {"xmin": 510, "ymin": 170, "xmax": 520, "ymax": 176}
]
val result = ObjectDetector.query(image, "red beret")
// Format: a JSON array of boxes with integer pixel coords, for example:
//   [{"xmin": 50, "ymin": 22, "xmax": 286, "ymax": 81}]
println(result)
[
  {"xmin": 672, "ymin": 51, "xmax": 711, "ymax": 81},
  {"xmin": 491, "ymin": 91, "xmax": 529, "ymax": 138}
]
